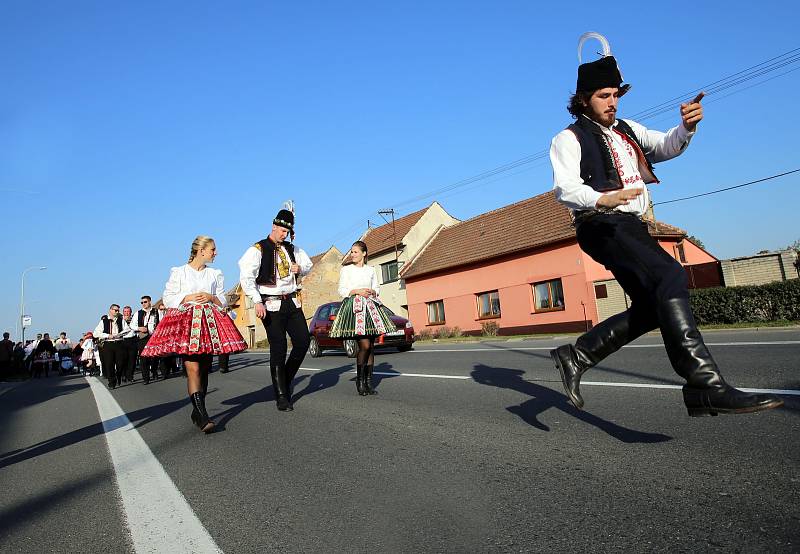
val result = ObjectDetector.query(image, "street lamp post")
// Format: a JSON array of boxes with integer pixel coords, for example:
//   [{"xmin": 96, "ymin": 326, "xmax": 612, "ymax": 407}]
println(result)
[{"xmin": 19, "ymin": 266, "xmax": 47, "ymax": 344}]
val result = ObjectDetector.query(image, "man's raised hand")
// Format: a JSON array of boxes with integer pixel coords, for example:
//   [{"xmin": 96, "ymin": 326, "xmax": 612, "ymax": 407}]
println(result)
[{"xmin": 681, "ymin": 91, "xmax": 704, "ymax": 131}]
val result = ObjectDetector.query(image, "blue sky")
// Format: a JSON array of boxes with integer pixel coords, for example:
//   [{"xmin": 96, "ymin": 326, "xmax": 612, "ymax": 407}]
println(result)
[{"xmin": 2, "ymin": 1, "xmax": 798, "ymax": 341}]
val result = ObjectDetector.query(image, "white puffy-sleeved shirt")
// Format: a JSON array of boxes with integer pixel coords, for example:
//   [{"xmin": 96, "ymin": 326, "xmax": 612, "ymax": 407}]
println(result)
[
  {"xmin": 550, "ymin": 115, "xmax": 695, "ymax": 216},
  {"xmin": 161, "ymin": 264, "xmax": 227, "ymax": 309},
  {"xmin": 238, "ymin": 244, "xmax": 313, "ymax": 305},
  {"xmin": 338, "ymin": 264, "xmax": 380, "ymax": 299}
]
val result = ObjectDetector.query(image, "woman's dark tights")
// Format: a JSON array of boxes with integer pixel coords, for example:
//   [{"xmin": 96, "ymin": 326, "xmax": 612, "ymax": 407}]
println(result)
[{"xmin": 356, "ymin": 338, "xmax": 375, "ymax": 367}]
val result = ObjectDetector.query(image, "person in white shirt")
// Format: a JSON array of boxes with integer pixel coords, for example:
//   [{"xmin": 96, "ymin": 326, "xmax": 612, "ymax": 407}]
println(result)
[
  {"xmin": 238, "ymin": 208, "xmax": 313, "ymax": 412},
  {"xmin": 94, "ymin": 304, "xmax": 125, "ymax": 388},
  {"xmin": 329, "ymin": 241, "xmax": 396, "ymax": 395},
  {"xmin": 548, "ymin": 43, "xmax": 782, "ymax": 418},
  {"xmin": 133, "ymin": 295, "xmax": 161, "ymax": 384},
  {"xmin": 80, "ymin": 332, "xmax": 99, "ymax": 376},
  {"xmin": 142, "ymin": 235, "xmax": 247, "ymax": 433},
  {"xmin": 119, "ymin": 305, "xmax": 138, "ymax": 384}
]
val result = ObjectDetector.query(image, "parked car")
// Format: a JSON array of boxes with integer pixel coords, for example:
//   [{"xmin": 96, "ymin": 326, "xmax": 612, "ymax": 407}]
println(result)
[{"xmin": 308, "ymin": 301, "xmax": 415, "ymax": 357}]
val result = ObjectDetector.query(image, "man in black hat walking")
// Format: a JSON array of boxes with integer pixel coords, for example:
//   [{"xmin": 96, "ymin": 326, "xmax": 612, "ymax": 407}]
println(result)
[
  {"xmin": 549, "ymin": 49, "xmax": 783, "ymax": 417},
  {"xmin": 239, "ymin": 208, "xmax": 313, "ymax": 411}
]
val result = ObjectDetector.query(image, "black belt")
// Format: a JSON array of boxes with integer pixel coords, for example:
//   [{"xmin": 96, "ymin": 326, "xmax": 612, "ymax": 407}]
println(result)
[
  {"xmin": 573, "ymin": 209, "xmax": 641, "ymax": 226},
  {"xmin": 261, "ymin": 292, "xmax": 296, "ymax": 301}
]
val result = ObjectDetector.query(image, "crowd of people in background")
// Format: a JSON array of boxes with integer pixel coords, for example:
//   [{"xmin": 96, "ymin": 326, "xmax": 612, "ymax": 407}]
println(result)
[{"xmin": 0, "ymin": 297, "xmax": 231, "ymax": 384}]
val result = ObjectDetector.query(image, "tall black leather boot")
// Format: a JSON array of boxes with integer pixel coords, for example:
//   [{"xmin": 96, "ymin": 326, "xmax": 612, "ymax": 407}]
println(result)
[
  {"xmin": 550, "ymin": 310, "xmax": 641, "ymax": 409},
  {"xmin": 272, "ymin": 363, "xmax": 292, "ymax": 411},
  {"xmin": 285, "ymin": 360, "xmax": 301, "ymax": 400},
  {"xmin": 355, "ymin": 364, "xmax": 367, "ymax": 396},
  {"xmin": 364, "ymin": 364, "xmax": 377, "ymax": 395},
  {"xmin": 190, "ymin": 392, "xmax": 215, "ymax": 433},
  {"xmin": 658, "ymin": 297, "xmax": 783, "ymax": 416}
]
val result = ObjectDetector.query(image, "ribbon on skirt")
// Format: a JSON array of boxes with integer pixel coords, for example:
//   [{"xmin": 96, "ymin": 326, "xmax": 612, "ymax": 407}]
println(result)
[
  {"xmin": 352, "ymin": 295, "xmax": 387, "ymax": 336},
  {"xmin": 181, "ymin": 302, "xmax": 223, "ymax": 353}
]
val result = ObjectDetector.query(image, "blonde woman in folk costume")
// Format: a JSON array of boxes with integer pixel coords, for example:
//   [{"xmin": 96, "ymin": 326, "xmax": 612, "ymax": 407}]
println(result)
[
  {"xmin": 142, "ymin": 236, "xmax": 247, "ymax": 433},
  {"xmin": 329, "ymin": 241, "xmax": 396, "ymax": 395}
]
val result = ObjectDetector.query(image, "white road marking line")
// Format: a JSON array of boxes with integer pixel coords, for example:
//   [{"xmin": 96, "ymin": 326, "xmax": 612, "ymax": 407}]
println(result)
[
  {"xmin": 296, "ymin": 368, "xmax": 799, "ymax": 395},
  {"xmin": 86, "ymin": 377, "xmax": 223, "ymax": 554},
  {"xmin": 410, "ymin": 340, "xmax": 800, "ymax": 353},
  {"xmin": 298, "ymin": 367, "xmax": 469, "ymax": 379},
  {"xmin": 581, "ymin": 381, "xmax": 800, "ymax": 395}
]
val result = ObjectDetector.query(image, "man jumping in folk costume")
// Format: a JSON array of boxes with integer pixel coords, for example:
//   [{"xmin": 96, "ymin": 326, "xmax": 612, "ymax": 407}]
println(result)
[
  {"xmin": 239, "ymin": 204, "xmax": 313, "ymax": 412},
  {"xmin": 549, "ymin": 33, "xmax": 783, "ymax": 417}
]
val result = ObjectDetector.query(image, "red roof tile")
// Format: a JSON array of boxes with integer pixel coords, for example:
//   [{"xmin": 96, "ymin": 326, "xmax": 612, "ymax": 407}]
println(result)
[
  {"xmin": 401, "ymin": 192, "xmax": 686, "ymax": 279},
  {"xmin": 360, "ymin": 207, "xmax": 428, "ymax": 257}
]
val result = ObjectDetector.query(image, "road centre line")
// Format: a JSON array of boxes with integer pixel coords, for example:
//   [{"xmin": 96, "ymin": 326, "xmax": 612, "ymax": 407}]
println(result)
[
  {"xmin": 297, "ymin": 368, "xmax": 800, "ymax": 395},
  {"xmin": 86, "ymin": 376, "xmax": 222, "ymax": 554},
  {"xmin": 409, "ymin": 341, "xmax": 800, "ymax": 353}
]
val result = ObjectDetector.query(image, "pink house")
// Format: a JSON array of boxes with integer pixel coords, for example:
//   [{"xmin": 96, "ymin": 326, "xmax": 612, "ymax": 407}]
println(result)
[{"xmin": 401, "ymin": 192, "xmax": 717, "ymax": 335}]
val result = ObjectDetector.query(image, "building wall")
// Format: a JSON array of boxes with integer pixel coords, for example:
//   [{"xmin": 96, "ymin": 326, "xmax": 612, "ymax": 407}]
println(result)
[
  {"xmin": 368, "ymin": 202, "xmax": 459, "ymax": 317},
  {"xmin": 300, "ymin": 247, "xmax": 345, "ymax": 321},
  {"xmin": 721, "ymin": 250, "xmax": 799, "ymax": 287},
  {"xmin": 405, "ymin": 242, "xmax": 594, "ymax": 335},
  {"xmin": 230, "ymin": 288, "xmax": 267, "ymax": 348},
  {"xmin": 406, "ymin": 236, "xmax": 718, "ymax": 335}
]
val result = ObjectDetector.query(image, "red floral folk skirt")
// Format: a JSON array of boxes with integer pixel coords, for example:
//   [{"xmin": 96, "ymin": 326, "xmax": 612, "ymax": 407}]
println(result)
[{"xmin": 141, "ymin": 303, "xmax": 247, "ymax": 357}]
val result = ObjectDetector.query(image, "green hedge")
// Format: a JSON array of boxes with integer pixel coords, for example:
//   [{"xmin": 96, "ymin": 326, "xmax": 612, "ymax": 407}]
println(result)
[{"xmin": 690, "ymin": 279, "xmax": 800, "ymax": 324}]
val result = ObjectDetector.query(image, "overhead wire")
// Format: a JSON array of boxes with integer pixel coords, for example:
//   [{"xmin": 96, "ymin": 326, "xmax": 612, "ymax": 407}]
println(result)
[
  {"xmin": 653, "ymin": 169, "xmax": 799, "ymax": 206},
  {"xmin": 311, "ymin": 48, "xmax": 799, "ymax": 251}
]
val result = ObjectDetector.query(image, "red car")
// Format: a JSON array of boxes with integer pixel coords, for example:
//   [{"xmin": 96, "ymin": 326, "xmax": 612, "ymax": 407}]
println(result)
[{"xmin": 308, "ymin": 301, "xmax": 415, "ymax": 358}]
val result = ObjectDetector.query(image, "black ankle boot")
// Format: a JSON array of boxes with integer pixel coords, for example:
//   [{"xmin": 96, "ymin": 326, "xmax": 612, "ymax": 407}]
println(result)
[
  {"xmin": 355, "ymin": 364, "xmax": 367, "ymax": 396},
  {"xmin": 550, "ymin": 345, "xmax": 589, "ymax": 410},
  {"xmin": 658, "ymin": 297, "xmax": 783, "ymax": 416},
  {"xmin": 364, "ymin": 365, "xmax": 377, "ymax": 395},
  {"xmin": 273, "ymin": 365, "xmax": 293, "ymax": 411},
  {"xmin": 550, "ymin": 310, "xmax": 639, "ymax": 410},
  {"xmin": 190, "ymin": 392, "xmax": 215, "ymax": 433}
]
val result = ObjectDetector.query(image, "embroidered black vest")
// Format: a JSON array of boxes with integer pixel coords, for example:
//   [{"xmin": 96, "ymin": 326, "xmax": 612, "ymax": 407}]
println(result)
[
  {"xmin": 567, "ymin": 116, "xmax": 658, "ymax": 192},
  {"xmin": 255, "ymin": 239, "xmax": 296, "ymax": 286},
  {"xmin": 137, "ymin": 309, "xmax": 160, "ymax": 329},
  {"xmin": 101, "ymin": 315, "xmax": 123, "ymax": 334}
]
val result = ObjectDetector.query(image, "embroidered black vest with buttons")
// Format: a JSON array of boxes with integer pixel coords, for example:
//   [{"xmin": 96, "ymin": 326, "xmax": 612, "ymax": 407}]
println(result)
[
  {"xmin": 566, "ymin": 116, "xmax": 659, "ymax": 192},
  {"xmin": 255, "ymin": 239, "xmax": 296, "ymax": 286}
]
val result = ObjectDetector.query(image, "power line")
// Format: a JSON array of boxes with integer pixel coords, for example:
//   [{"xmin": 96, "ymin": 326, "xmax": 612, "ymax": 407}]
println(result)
[
  {"xmin": 313, "ymin": 48, "xmax": 800, "ymax": 251},
  {"xmin": 654, "ymin": 169, "xmax": 799, "ymax": 206},
  {"xmin": 389, "ymin": 47, "xmax": 800, "ymax": 211}
]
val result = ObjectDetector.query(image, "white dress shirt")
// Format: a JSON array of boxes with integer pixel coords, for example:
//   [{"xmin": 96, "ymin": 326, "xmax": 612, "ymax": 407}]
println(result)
[
  {"xmin": 54, "ymin": 338, "xmax": 72, "ymax": 352},
  {"xmin": 134, "ymin": 308, "xmax": 159, "ymax": 338},
  {"xmin": 162, "ymin": 264, "xmax": 227, "ymax": 310},
  {"xmin": 238, "ymin": 244, "xmax": 313, "ymax": 305},
  {"xmin": 550, "ymin": 115, "xmax": 695, "ymax": 216},
  {"xmin": 338, "ymin": 264, "xmax": 380, "ymax": 299},
  {"xmin": 94, "ymin": 317, "xmax": 125, "ymax": 341}
]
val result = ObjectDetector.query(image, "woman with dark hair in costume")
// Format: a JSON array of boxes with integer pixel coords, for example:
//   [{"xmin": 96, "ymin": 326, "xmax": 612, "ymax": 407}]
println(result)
[{"xmin": 329, "ymin": 240, "xmax": 396, "ymax": 395}]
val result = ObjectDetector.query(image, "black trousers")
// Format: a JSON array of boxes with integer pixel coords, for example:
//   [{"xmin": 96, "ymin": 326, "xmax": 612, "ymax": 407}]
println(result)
[
  {"xmin": 99, "ymin": 341, "xmax": 123, "ymax": 386},
  {"xmin": 260, "ymin": 298, "xmax": 310, "ymax": 387},
  {"xmin": 137, "ymin": 337, "xmax": 160, "ymax": 382},
  {"xmin": 575, "ymin": 211, "xmax": 688, "ymax": 344},
  {"xmin": 121, "ymin": 338, "xmax": 138, "ymax": 381}
]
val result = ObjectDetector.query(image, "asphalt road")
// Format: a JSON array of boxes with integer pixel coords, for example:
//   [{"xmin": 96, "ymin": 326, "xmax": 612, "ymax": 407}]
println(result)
[{"xmin": 1, "ymin": 328, "xmax": 798, "ymax": 553}]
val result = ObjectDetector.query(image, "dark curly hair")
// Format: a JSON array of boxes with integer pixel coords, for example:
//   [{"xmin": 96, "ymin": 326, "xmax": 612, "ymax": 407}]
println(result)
[{"xmin": 567, "ymin": 92, "xmax": 591, "ymax": 118}]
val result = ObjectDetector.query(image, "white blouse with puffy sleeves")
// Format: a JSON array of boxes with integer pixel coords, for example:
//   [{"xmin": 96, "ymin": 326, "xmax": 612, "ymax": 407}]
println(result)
[
  {"xmin": 162, "ymin": 264, "xmax": 227, "ymax": 309},
  {"xmin": 337, "ymin": 264, "xmax": 380, "ymax": 299}
]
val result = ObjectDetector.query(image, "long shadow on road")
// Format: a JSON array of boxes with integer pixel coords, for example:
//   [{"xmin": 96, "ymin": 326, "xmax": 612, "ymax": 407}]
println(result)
[
  {"xmin": 0, "ymin": 388, "xmax": 190, "ymax": 470},
  {"xmin": 471, "ymin": 364, "xmax": 672, "ymax": 444},
  {"xmin": 483, "ymin": 342, "xmax": 683, "ymax": 386}
]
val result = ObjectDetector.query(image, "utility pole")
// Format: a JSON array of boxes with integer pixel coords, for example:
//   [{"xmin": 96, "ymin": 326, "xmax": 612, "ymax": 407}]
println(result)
[{"xmin": 378, "ymin": 209, "xmax": 400, "ymax": 268}]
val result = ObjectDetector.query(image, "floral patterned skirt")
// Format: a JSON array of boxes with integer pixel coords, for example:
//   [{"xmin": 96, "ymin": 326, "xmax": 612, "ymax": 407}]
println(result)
[
  {"xmin": 141, "ymin": 303, "xmax": 247, "ymax": 357},
  {"xmin": 329, "ymin": 295, "xmax": 397, "ymax": 339}
]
